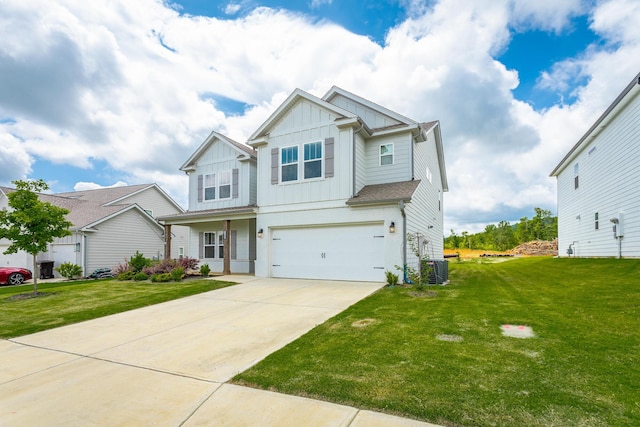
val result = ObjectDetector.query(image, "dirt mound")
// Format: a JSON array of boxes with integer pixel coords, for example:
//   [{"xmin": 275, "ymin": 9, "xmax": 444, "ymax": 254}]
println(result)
[{"xmin": 508, "ymin": 239, "xmax": 558, "ymax": 256}]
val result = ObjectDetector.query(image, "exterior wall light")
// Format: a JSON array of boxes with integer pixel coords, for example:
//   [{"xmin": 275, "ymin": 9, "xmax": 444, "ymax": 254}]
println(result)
[
  {"xmin": 258, "ymin": 228, "xmax": 264, "ymax": 238},
  {"xmin": 389, "ymin": 222, "xmax": 395, "ymax": 233}
]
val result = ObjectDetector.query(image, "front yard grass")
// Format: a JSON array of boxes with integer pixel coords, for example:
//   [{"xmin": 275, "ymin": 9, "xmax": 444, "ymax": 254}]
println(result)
[
  {"xmin": 234, "ymin": 257, "xmax": 640, "ymax": 426},
  {"xmin": 0, "ymin": 278, "xmax": 235, "ymax": 338}
]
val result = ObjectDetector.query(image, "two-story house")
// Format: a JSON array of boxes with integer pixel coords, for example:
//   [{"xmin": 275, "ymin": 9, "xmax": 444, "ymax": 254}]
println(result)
[
  {"xmin": 551, "ymin": 71, "xmax": 640, "ymax": 257},
  {"xmin": 163, "ymin": 86, "xmax": 447, "ymax": 282},
  {"xmin": 159, "ymin": 131, "xmax": 258, "ymax": 274}
]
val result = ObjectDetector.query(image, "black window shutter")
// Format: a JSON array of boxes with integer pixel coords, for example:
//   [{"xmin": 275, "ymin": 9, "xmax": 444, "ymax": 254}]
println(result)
[
  {"xmin": 325, "ymin": 137, "xmax": 334, "ymax": 178},
  {"xmin": 271, "ymin": 148, "xmax": 279, "ymax": 184},
  {"xmin": 230, "ymin": 230, "xmax": 237, "ymax": 260},
  {"xmin": 197, "ymin": 175, "xmax": 203, "ymax": 202},
  {"xmin": 198, "ymin": 232, "xmax": 203, "ymax": 259},
  {"xmin": 232, "ymin": 168, "xmax": 239, "ymax": 198}
]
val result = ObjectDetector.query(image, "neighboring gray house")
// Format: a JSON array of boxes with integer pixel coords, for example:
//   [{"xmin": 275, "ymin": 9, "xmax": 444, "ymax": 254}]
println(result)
[
  {"xmin": 550, "ymin": 71, "xmax": 640, "ymax": 258},
  {"xmin": 163, "ymin": 86, "xmax": 448, "ymax": 282},
  {"xmin": 158, "ymin": 131, "xmax": 258, "ymax": 274},
  {"xmin": 0, "ymin": 184, "xmax": 187, "ymax": 277}
]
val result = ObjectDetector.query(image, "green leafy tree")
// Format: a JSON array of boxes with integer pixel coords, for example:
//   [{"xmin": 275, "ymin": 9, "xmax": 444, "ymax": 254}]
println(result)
[{"xmin": 0, "ymin": 179, "xmax": 72, "ymax": 293}]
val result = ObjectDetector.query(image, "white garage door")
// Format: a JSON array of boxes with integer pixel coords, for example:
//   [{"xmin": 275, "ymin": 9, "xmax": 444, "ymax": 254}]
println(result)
[
  {"xmin": 271, "ymin": 224, "xmax": 386, "ymax": 282},
  {"xmin": 0, "ymin": 246, "xmax": 28, "ymax": 268}
]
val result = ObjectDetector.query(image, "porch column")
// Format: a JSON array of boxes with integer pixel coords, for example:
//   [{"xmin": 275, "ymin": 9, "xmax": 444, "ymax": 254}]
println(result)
[
  {"xmin": 164, "ymin": 224, "xmax": 171, "ymax": 260},
  {"xmin": 223, "ymin": 219, "xmax": 231, "ymax": 275}
]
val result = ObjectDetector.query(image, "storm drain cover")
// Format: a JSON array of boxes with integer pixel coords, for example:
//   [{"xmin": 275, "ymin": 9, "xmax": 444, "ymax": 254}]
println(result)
[{"xmin": 500, "ymin": 324, "xmax": 535, "ymax": 338}]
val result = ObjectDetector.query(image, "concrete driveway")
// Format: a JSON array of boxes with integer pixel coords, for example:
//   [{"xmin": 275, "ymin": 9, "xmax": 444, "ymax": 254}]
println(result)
[{"xmin": 1, "ymin": 276, "xmax": 440, "ymax": 426}]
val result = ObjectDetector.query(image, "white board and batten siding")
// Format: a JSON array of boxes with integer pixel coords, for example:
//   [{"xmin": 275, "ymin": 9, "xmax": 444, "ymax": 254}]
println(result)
[
  {"xmin": 363, "ymin": 133, "xmax": 412, "ymax": 186},
  {"xmin": 85, "ymin": 209, "xmax": 165, "ymax": 273},
  {"xmin": 556, "ymin": 86, "xmax": 640, "ymax": 257},
  {"xmin": 257, "ymin": 99, "xmax": 353, "ymax": 207},
  {"xmin": 189, "ymin": 140, "xmax": 256, "ymax": 211}
]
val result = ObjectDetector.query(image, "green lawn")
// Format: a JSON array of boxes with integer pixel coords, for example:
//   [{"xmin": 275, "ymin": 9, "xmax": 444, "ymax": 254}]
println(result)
[
  {"xmin": 0, "ymin": 278, "xmax": 235, "ymax": 338},
  {"xmin": 234, "ymin": 258, "xmax": 640, "ymax": 427}
]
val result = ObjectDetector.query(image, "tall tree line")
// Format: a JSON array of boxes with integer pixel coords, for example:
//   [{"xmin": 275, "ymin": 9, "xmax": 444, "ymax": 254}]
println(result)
[{"xmin": 445, "ymin": 208, "xmax": 557, "ymax": 251}]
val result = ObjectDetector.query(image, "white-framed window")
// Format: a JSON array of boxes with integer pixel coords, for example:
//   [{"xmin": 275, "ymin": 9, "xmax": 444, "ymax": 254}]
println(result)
[
  {"xmin": 204, "ymin": 173, "xmax": 216, "ymax": 200},
  {"xmin": 574, "ymin": 163, "xmax": 579, "ymax": 189},
  {"xmin": 219, "ymin": 170, "xmax": 231, "ymax": 199},
  {"xmin": 426, "ymin": 165, "xmax": 433, "ymax": 184},
  {"xmin": 203, "ymin": 232, "xmax": 216, "ymax": 258},
  {"xmin": 380, "ymin": 143, "xmax": 394, "ymax": 165},
  {"xmin": 281, "ymin": 146, "xmax": 298, "ymax": 182},
  {"xmin": 303, "ymin": 141, "xmax": 322, "ymax": 179},
  {"xmin": 218, "ymin": 232, "xmax": 225, "ymax": 258}
]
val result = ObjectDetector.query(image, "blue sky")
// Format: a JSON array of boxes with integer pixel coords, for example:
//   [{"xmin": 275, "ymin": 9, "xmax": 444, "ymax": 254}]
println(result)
[{"xmin": 1, "ymin": 0, "xmax": 640, "ymax": 232}]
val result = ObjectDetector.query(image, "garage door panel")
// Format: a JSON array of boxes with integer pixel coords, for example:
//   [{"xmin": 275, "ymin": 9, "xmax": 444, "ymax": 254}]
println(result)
[{"xmin": 271, "ymin": 224, "xmax": 385, "ymax": 282}]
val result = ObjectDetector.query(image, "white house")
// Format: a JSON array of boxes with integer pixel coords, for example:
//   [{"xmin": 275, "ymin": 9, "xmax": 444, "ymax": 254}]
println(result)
[
  {"xmin": 158, "ymin": 131, "xmax": 258, "ymax": 274},
  {"xmin": 550, "ymin": 71, "xmax": 640, "ymax": 258},
  {"xmin": 164, "ymin": 86, "xmax": 447, "ymax": 282},
  {"xmin": 0, "ymin": 184, "xmax": 188, "ymax": 276}
]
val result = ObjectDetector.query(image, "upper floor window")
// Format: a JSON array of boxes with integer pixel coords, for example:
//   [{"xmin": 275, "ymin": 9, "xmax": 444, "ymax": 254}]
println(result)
[
  {"xmin": 203, "ymin": 171, "xmax": 232, "ymax": 200},
  {"xmin": 219, "ymin": 170, "xmax": 231, "ymax": 199},
  {"xmin": 304, "ymin": 141, "xmax": 322, "ymax": 179},
  {"xmin": 380, "ymin": 143, "xmax": 394, "ymax": 165},
  {"xmin": 574, "ymin": 163, "xmax": 579, "ymax": 189},
  {"xmin": 204, "ymin": 173, "xmax": 216, "ymax": 200},
  {"xmin": 281, "ymin": 146, "xmax": 298, "ymax": 182},
  {"xmin": 426, "ymin": 165, "xmax": 433, "ymax": 184}
]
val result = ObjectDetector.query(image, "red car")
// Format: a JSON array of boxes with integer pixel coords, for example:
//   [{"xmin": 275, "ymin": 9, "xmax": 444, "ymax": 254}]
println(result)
[{"xmin": 0, "ymin": 267, "xmax": 33, "ymax": 285}]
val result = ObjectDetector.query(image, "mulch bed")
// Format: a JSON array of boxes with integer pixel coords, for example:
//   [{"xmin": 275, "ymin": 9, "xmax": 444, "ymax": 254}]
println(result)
[{"xmin": 6, "ymin": 292, "xmax": 56, "ymax": 302}]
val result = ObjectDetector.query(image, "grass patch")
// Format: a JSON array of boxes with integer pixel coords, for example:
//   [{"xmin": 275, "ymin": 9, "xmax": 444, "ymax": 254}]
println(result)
[
  {"xmin": 0, "ymin": 278, "xmax": 235, "ymax": 338},
  {"xmin": 234, "ymin": 258, "xmax": 640, "ymax": 426}
]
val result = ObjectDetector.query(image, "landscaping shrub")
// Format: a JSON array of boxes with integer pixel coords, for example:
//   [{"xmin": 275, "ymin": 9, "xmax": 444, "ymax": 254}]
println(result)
[
  {"xmin": 171, "ymin": 267, "xmax": 184, "ymax": 282},
  {"xmin": 199, "ymin": 263, "xmax": 211, "ymax": 277},
  {"xmin": 133, "ymin": 272, "xmax": 148, "ymax": 281},
  {"xmin": 384, "ymin": 270, "xmax": 398, "ymax": 286},
  {"xmin": 177, "ymin": 256, "xmax": 199, "ymax": 272},
  {"xmin": 129, "ymin": 251, "xmax": 151, "ymax": 273},
  {"xmin": 117, "ymin": 270, "xmax": 135, "ymax": 281},
  {"xmin": 112, "ymin": 262, "xmax": 131, "ymax": 276},
  {"xmin": 150, "ymin": 273, "xmax": 172, "ymax": 283},
  {"xmin": 55, "ymin": 262, "xmax": 83, "ymax": 279}
]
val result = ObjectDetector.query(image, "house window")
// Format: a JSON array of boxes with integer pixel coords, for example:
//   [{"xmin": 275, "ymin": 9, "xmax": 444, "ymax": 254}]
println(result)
[
  {"xmin": 304, "ymin": 141, "xmax": 322, "ymax": 179},
  {"xmin": 281, "ymin": 146, "xmax": 298, "ymax": 182},
  {"xmin": 426, "ymin": 165, "xmax": 433, "ymax": 184},
  {"xmin": 219, "ymin": 170, "xmax": 231, "ymax": 199},
  {"xmin": 595, "ymin": 212, "xmax": 599, "ymax": 230},
  {"xmin": 203, "ymin": 232, "xmax": 216, "ymax": 258},
  {"xmin": 438, "ymin": 190, "xmax": 442, "ymax": 211},
  {"xmin": 574, "ymin": 163, "xmax": 579, "ymax": 189},
  {"xmin": 380, "ymin": 143, "xmax": 394, "ymax": 165},
  {"xmin": 204, "ymin": 174, "xmax": 216, "ymax": 200},
  {"xmin": 178, "ymin": 247, "xmax": 184, "ymax": 259},
  {"xmin": 218, "ymin": 232, "xmax": 225, "ymax": 258}
]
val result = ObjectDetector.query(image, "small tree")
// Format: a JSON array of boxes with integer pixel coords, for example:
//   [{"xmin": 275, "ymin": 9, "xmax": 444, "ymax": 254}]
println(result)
[{"xmin": 0, "ymin": 179, "xmax": 72, "ymax": 293}]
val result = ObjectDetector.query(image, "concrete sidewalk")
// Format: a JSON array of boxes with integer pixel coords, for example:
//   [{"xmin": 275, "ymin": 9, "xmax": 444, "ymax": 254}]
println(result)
[{"xmin": 1, "ymin": 276, "xmax": 441, "ymax": 426}]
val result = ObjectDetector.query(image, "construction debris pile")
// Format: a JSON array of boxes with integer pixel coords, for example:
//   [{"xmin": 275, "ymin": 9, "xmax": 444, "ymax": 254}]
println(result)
[{"xmin": 508, "ymin": 239, "xmax": 558, "ymax": 256}]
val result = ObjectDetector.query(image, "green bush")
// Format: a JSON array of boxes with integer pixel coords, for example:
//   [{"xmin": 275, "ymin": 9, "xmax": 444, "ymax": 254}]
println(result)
[
  {"xmin": 171, "ymin": 267, "xmax": 184, "ymax": 282},
  {"xmin": 199, "ymin": 263, "xmax": 211, "ymax": 277},
  {"xmin": 150, "ymin": 273, "xmax": 172, "ymax": 283},
  {"xmin": 117, "ymin": 270, "xmax": 135, "ymax": 281},
  {"xmin": 134, "ymin": 272, "xmax": 148, "ymax": 281},
  {"xmin": 129, "ymin": 251, "xmax": 151, "ymax": 273},
  {"xmin": 384, "ymin": 270, "xmax": 399, "ymax": 286},
  {"xmin": 55, "ymin": 262, "xmax": 83, "ymax": 279}
]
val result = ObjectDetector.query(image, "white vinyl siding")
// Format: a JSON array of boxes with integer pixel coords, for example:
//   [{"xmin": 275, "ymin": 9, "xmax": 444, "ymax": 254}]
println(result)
[
  {"xmin": 190, "ymin": 220, "xmax": 254, "ymax": 273},
  {"xmin": 365, "ymin": 134, "xmax": 412, "ymax": 185},
  {"xmin": 556, "ymin": 88, "xmax": 640, "ymax": 257},
  {"xmin": 328, "ymin": 93, "xmax": 403, "ymax": 130}
]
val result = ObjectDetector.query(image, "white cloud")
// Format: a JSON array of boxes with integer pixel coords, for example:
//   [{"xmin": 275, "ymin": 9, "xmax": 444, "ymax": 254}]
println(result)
[
  {"xmin": 1, "ymin": 0, "xmax": 639, "ymax": 233},
  {"xmin": 74, "ymin": 181, "xmax": 128, "ymax": 191}
]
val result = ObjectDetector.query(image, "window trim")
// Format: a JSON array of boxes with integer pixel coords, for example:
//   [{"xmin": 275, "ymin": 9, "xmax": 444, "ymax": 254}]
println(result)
[
  {"xmin": 380, "ymin": 143, "xmax": 394, "ymax": 166},
  {"xmin": 574, "ymin": 163, "xmax": 579, "ymax": 190},
  {"xmin": 203, "ymin": 173, "xmax": 216, "ymax": 201},
  {"xmin": 218, "ymin": 170, "xmax": 232, "ymax": 200},
  {"xmin": 303, "ymin": 140, "xmax": 323, "ymax": 180},
  {"xmin": 281, "ymin": 145, "xmax": 299, "ymax": 183},
  {"xmin": 203, "ymin": 232, "xmax": 216, "ymax": 258}
]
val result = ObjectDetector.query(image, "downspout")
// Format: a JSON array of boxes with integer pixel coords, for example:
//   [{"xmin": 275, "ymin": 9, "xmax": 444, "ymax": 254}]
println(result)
[
  {"xmin": 352, "ymin": 122, "xmax": 365, "ymax": 197},
  {"xmin": 399, "ymin": 200, "xmax": 412, "ymax": 284},
  {"xmin": 81, "ymin": 232, "xmax": 88, "ymax": 276}
]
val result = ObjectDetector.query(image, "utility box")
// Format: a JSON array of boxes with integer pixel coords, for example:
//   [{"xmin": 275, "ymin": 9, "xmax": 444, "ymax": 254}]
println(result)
[{"xmin": 38, "ymin": 261, "xmax": 54, "ymax": 279}]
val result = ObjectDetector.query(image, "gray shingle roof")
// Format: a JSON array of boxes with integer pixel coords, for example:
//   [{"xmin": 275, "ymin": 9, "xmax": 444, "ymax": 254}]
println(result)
[
  {"xmin": 346, "ymin": 180, "xmax": 421, "ymax": 206},
  {"xmin": 158, "ymin": 205, "xmax": 258, "ymax": 222},
  {"xmin": 1, "ymin": 185, "xmax": 152, "ymax": 231}
]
